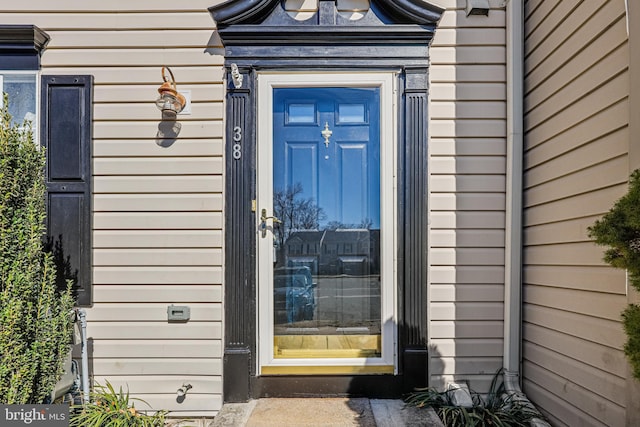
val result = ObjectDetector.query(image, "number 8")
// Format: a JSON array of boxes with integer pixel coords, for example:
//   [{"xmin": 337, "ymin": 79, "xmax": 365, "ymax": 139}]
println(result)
[{"xmin": 232, "ymin": 144, "xmax": 242, "ymax": 159}]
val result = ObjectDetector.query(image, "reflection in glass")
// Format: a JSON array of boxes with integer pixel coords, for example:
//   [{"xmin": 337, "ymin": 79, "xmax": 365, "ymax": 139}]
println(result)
[
  {"xmin": 272, "ymin": 192, "xmax": 381, "ymax": 358},
  {"xmin": 338, "ymin": 103, "xmax": 366, "ymax": 123},
  {"xmin": 287, "ymin": 103, "xmax": 316, "ymax": 123},
  {"xmin": 272, "ymin": 87, "xmax": 381, "ymax": 359},
  {"xmin": 1, "ymin": 73, "xmax": 37, "ymax": 127}
]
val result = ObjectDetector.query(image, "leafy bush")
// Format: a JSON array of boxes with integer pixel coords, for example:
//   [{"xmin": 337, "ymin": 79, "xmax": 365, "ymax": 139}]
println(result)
[
  {"xmin": 588, "ymin": 170, "xmax": 640, "ymax": 290},
  {"xmin": 404, "ymin": 370, "xmax": 542, "ymax": 427},
  {"xmin": 0, "ymin": 95, "xmax": 74, "ymax": 403},
  {"xmin": 588, "ymin": 169, "xmax": 640, "ymax": 379},
  {"xmin": 622, "ymin": 303, "xmax": 640, "ymax": 379},
  {"xmin": 70, "ymin": 381, "xmax": 168, "ymax": 427}
]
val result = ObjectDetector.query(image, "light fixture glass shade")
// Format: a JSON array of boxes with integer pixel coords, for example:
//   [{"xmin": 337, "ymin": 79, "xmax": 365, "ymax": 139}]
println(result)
[
  {"xmin": 155, "ymin": 92, "xmax": 185, "ymax": 114},
  {"xmin": 156, "ymin": 67, "xmax": 186, "ymax": 114}
]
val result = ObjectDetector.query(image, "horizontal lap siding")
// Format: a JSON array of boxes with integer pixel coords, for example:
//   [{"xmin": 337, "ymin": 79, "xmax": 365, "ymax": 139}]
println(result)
[
  {"xmin": 428, "ymin": 1, "xmax": 506, "ymax": 391},
  {"xmin": 523, "ymin": 0, "xmax": 629, "ymax": 425},
  {"xmin": 18, "ymin": 0, "xmax": 225, "ymax": 417}
]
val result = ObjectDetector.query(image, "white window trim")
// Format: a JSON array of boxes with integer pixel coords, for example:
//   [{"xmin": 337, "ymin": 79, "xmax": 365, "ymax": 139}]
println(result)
[{"xmin": 256, "ymin": 72, "xmax": 398, "ymax": 373}]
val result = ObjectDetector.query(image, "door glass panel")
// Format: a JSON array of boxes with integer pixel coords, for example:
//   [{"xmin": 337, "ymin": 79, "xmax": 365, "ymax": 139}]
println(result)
[
  {"xmin": 287, "ymin": 103, "xmax": 316, "ymax": 124},
  {"xmin": 272, "ymin": 87, "xmax": 381, "ymax": 359},
  {"xmin": 337, "ymin": 103, "xmax": 366, "ymax": 123}
]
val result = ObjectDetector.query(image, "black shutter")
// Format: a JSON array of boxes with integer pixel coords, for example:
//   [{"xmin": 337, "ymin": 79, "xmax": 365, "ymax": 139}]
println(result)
[{"xmin": 41, "ymin": 75, "xmax": 93, "ymax": 307}]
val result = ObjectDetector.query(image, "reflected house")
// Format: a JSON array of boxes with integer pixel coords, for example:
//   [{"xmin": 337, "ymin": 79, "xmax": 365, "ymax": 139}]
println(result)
[{"xmin": 284, "ymin": 229, "xmax": 380, "ymax": 277}]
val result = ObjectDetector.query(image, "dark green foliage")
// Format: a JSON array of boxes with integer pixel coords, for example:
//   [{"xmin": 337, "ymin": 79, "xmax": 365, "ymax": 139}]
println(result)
[
  {"xmin": 588, "ymin": 169, "xmax": 640, "ymax": 291},
  {"xmin": 404, "ymin": 370, "xmax": 543, "ymax": 427},
  {"xmin": 70, "ymin": 381, "xmax": 168, "ymax": 427},
  {"xmin": 0, "ymin": 94, "xmax": 74, "ymax": 403},
  {"xmin": 622, "ymin": 304, "xmax": 640, "ymax": 379},
  {"xmin": 588, "ymin": 170, "xmax": 640, "ymax": 380}
]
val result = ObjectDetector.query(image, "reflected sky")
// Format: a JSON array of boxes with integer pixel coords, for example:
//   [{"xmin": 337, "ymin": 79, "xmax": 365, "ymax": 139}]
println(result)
[{"xmin": 273, "ymin": 87, "xmax": 381, "ymax": 231}]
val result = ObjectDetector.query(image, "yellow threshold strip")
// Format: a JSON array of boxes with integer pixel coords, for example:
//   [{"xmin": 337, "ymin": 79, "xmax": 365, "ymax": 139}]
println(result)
[
  {"xmin": 261, "ymin": 365, "xmax": 395, "ymax": 375},
  {"xmin": 275, "ymin": 349, "xmax": 380, "ymax": 358}
]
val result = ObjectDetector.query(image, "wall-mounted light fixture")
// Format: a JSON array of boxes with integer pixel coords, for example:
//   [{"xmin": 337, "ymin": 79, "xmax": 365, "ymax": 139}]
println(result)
[
  {"xmin": 176, "ymin": 383, "xmax": 192, "ymax": 397},
  {"xmin": 156, "ymin": 66, "xmax": 186, "ymax": 115},
  {"xmin": 466, "ymin": 0, "xmax": 490, "ymax": 16}
]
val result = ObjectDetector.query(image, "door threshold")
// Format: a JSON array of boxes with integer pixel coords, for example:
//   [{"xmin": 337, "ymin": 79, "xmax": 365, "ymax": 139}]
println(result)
[{"xmin": 261, "ymin": 365, "xmax": 394, "ymax": 375}]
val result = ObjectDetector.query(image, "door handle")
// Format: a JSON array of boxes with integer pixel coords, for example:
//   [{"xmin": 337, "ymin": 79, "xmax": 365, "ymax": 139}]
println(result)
[
  {"xmin": 260, "ymin": 209, "xmax": 282, "ymax": 226},
  {"xmin": 260, "ymin": 208, "xmax": 281, "ymax": 238}
]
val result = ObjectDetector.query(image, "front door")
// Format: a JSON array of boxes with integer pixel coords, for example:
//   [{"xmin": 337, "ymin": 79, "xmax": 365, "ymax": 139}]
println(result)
[{"xmin": 257, "ymin": 74, "xmax": 396, "ymax": 375}]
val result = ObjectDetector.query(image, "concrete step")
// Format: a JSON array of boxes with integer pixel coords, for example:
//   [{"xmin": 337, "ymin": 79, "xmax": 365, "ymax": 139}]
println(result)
[{"xmin": 210, "ymin": 398, "xmax": 444, "ymax": 427}]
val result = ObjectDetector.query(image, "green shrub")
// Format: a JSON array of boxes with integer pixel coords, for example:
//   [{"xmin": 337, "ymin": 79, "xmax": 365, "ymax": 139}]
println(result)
[
  {"xmin": 588, "ymin": 170, "xmax": 640, "ymax": 291},
  {"xmin": 588, "ymin": 169, "xmax": 640, "ymax": 380},
  {"xmin": 0, "ymin": 95, "xmax": 74, "ymax": 403},
  {"xmin": 622, "ymin": 304, "xmax": 640, "ymax": 379},
  {"xmin": 70, "ymin": 381, "xmax": 168, "ymax": 427}
]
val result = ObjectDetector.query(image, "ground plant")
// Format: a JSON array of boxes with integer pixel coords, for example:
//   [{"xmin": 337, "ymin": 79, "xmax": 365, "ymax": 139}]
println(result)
[
  {"xmin": 404, "ymin": 370, "xmax": 542, "ymax": 427},
  {"xmin": 588, "ymin": 169, "xmax": 640, "ymax": 379},
  {"xmin": 0, "ymin": 95, "xmax": 74, "ymax": 403},
  {"xmin": 70, "ymin": 381, "xmax": 168, "ymax": 427}
]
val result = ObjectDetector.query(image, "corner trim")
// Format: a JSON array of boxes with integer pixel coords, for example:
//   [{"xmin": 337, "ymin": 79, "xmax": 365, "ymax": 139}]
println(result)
[
  {"xmin": 0, "ymin": 25, "xmax": 50, "ymax": 54},
  {"xmin": 0, "ymin": 25, "xmax": 50, "ymax": 70}
]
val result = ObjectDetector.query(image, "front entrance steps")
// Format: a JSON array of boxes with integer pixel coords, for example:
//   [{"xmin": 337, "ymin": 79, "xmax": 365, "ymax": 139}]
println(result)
[{"xmin": 210, "ymin": 398, "xmax": 444, "ymax": 426}]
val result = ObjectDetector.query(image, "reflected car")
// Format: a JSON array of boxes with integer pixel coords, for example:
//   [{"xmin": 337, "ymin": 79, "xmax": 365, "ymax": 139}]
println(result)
[{"xmin": 273, "ymin": 266, "xmax": 316, "ymax": 324}]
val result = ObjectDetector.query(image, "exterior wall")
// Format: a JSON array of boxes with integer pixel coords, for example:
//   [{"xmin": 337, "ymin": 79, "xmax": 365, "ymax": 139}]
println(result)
[
  {"xmin": 428, "ymin": 0, "xmax": 507, "ymax": 391},
  {"xmin": 2, "ymin": 0, "xmax": 512, "ymax": 413},
  {"xmin": 3, "ymin": 1, "xmax": 225, "ymax": 417},
  {"xmin": 522, "ymin": 0, "xmax": 631, "ymax": 425},
  {"xmin": 627, "ymin": 4, "xmax": 640, "ymax": 424}
]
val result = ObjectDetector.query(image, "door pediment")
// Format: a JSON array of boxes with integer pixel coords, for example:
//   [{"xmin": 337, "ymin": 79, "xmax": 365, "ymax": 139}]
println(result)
[
  {"xmin": 210, "ymin": 0, "xmax": 443, "ymax": 26},
  {"xmin": 210, "ymin": 0, "xmax": 444, "ymax": 50}
]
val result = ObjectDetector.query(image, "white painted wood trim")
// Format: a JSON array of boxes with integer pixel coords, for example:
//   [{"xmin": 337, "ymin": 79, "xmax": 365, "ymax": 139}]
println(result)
[{"xmin": 256, "ymin": 72, "xmax": 398, "ymax": 372}]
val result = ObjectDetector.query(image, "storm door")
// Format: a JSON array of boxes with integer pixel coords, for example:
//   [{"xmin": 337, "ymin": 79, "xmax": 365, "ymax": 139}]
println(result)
[{"xmin": 257, "ymin": 74, "xmax": 396, "ymax": 375}]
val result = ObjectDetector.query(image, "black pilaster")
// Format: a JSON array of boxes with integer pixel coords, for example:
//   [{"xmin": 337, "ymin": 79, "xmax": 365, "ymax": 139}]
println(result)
[
  {"xmin": 401, "ymin": 67, "xmax": 430, "ymax": 392},
  {"xmin": 223, "ymin": 68, "xmax": 256, "ymax": 402}
]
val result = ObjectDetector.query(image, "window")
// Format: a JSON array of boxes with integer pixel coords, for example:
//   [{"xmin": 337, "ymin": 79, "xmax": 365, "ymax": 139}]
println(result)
[{"xmin": 0, "ymin": 71, "xmax": 39, "ymax": 142}]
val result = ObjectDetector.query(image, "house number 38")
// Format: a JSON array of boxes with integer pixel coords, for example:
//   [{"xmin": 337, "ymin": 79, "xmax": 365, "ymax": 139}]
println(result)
[{"xmin": 232, "ymin": 126, "xmax": 242, "ymax": 160}]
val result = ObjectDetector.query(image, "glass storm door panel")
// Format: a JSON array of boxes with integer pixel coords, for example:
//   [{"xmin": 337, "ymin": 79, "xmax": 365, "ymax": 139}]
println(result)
[{"xmin": 269, "ymin": 87, "xmax": 382, "ymax": 361}]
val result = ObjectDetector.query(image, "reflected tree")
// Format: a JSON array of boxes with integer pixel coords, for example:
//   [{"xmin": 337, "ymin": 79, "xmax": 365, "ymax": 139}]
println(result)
[{"xmin": 273, "ymin": 183, "xmax": 325, "ymax": 248}]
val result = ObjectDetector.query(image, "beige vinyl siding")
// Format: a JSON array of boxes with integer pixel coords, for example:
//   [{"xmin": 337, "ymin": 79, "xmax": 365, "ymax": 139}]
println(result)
[
  {"xmin": 6, "ymin": 0, "xmax": 224, "ymax": 417},
  {"xmin": 428, "ymin": 0, "xmax": 506, "ymax": 391},
  {"xmin": 523, "ymin": 0, "xmax": 629, "ymax": 425}
]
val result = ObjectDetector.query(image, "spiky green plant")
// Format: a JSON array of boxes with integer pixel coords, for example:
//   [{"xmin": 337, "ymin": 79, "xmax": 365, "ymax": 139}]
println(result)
[
  {"xmin": 0, "ymin": 94, "xmax": 74, "ymax": 403},
  {"xmin": 404, "ymin": 369, "xmax": 543, "ymax": 427},
  {"xmin": 70, "ymin": 381, "xmax": 168, "ymax": 427},
  {"xmin": 588, "ymin": 169, "xmax": 640, "ymax": 379}
]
